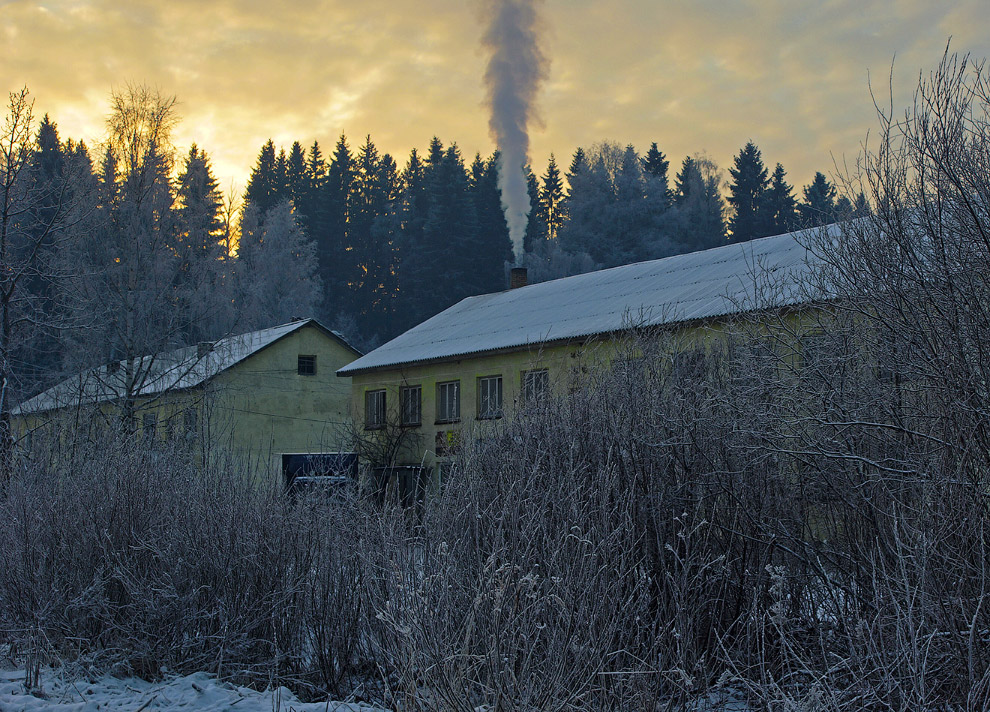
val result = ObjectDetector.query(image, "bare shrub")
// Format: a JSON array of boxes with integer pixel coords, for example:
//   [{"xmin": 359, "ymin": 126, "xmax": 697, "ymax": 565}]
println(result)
[{"xmin": 0, "ymin": 426, "xmax": 375, "ymax": 699}]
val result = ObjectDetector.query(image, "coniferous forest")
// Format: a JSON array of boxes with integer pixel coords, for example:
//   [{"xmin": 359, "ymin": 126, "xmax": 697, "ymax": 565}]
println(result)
[{"xmin": 1, "ymin": 83, "xmax": 866, "ymax": 409}]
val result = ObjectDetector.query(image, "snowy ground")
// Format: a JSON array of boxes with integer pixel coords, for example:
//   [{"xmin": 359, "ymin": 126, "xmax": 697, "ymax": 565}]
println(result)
[
  {"xmin": 0, "ymin": 665, "xmax": 751, "ymax": 712},
  {"xmin": 0, "ymin": 667, "xmax": 386, "ymax": 712}
]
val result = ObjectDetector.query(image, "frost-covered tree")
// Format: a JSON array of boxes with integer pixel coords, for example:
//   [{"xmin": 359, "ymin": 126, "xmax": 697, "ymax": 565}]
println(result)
[
  {"xmin": 235, "ymin": 201, "xmax": 321, "ymax": 329},
  {"xmin": 0, "ymin": 89, "xmax": 82, "ymax": 477},
  {"xmin": 61, "ymin": 86, "xmax": 235, "ymax": 427}
]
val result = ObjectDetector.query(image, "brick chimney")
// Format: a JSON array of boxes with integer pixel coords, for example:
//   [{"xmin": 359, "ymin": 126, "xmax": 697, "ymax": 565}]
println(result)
[{"xmin": 510, "ymin": 267, "xmax": 528, "ymax": 289}]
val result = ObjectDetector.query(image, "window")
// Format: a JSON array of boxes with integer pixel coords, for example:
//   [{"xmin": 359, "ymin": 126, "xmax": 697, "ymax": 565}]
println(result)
[
  {"xmin": 436, "ymin": 380, "xmax": 460, "ymax": 423},
  {"xmin": 183, "ymin": 409, "xmax": 198, "ymax": 440},
  {"xmin": 522, "ymin": 368, "xmax": 549, "ymax": 403},
  {"xmin": 142, "ymin": 412, "xmax": 157, "ymax": 441},
  {"xmin": 365, "ymin": 389, "xmax": 386, "ymax": 429},
  {"xmin": 297, "ymin": 354, "xmax": 317, "ymax": 376},
  {"xmin": 477, "ymin": 375, "xmax": 503, "ymax": 419},
  {"xmin": 400, "ymin": 385, "xmax": 422, "ymax": 426}
]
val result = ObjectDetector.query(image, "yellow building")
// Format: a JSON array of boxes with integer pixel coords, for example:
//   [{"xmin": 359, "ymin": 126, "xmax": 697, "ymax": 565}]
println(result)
[
  {"xmin": 338, "ymin": 228, "xmax": 825, "ymax": 490},
  {"xmin": 13, "ymin": 318, "xmax": 361, "ymax": 486}
]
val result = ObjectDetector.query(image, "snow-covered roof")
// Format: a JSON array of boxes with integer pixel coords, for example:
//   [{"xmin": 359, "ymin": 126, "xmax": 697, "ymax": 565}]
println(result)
[
  {"xmin": 339, "ymin": 226, "xmax": 833, "ymax": 376},
  {"xmin": 15, "ymin": 318, "xmax": 356, "ymax": 415}
]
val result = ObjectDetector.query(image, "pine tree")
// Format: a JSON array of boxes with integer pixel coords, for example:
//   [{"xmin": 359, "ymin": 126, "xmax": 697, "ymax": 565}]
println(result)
[
  {"xmin": 799, "ymin": 172, "xmax": 837, "ymax": 227},
  {"xmin": 765, "ymin": 162, "xmax": 798, "ymax": 234},
  {"xmin": 539, "ymin": 154, "xmax": 564, "ymax": 241},
  {"xmin": 274, "ymin": 148, "xmax": 288, "ymax": 200},
  {"xmin": 286, "ymin": 141, "xmax": 307, "ymax": 209},
  {"xmin": 674, "ymin": 156, "xmax": 697, "ymax": 207},
  {"xmin": 671, "ymin": 155, "xmax": 726, "ymax": 251},
  {"xmin": 727, "ymin": 141, "xmax": 770, "ymax": 242},
  {"xmin": 523, "ymin": 164, "xmax": 546, "ymax": 254},
  {"xmin": 348, "ymin": 135, "xmax": 383, "ymax": 317},
  {"xmin": 176, "ymin": 144, "xmax": 223, "ymax": 256},
  {"xmin": 322, "ymin": 134, "xmax": 355, "ymax": 311},
  {"xmin": 244, "ymin": 140, "xmax": 280, "ymax": 215},
  {"xmin": 642, "ymin": 142, "xmax": 671, "ymax": 209},
  {"xmin": 470, "ymin": 152, "xmax": 511, "ymax": 278},
  {"xmin": 568, "ymin": 147, "xmax": 587, "ymax": 179}
]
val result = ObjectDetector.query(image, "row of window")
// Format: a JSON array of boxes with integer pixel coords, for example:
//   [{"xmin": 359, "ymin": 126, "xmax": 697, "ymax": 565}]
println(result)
[
  {"xmin": 141, "ymin": 409, "xmax": 198, "ymax": 441},
  {"xmin": 364, "ymin": 369, "xmax": 549, "ymax": 429}
]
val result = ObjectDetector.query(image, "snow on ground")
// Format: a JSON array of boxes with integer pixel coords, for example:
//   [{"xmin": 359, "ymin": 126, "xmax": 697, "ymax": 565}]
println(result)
[{"xmin": 0, "ymin": 667, "xmax": 386, "ymax": 712}]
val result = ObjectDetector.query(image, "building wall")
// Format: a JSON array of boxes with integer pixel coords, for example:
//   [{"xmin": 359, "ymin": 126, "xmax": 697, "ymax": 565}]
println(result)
[
  {"xmin": 348, "ymin": 334, "xmax": 653, "ymax": 472},
  {"xmin": 345, "ymin": 312, "xmax": 821, "ymax": 475},
  {"xmin": 205, "ymin": 326, "xmax": 357, "ymax": 472},
  {"xmin": 13, "ymin": 324, "xmax": 359, "ymax": 482}
]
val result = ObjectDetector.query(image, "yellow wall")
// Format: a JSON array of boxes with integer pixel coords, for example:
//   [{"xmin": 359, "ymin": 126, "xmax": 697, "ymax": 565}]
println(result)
[
  {"xmin": 13, "ymin": 324, "xmax": 359, "ymax": 482},
  {"xmin": 346, "ymin": 311, "xmax": 821, "ymax": 474},
  {"xmin": 349, "ymin": 336, "xmax": 625, "ymax": 471}
]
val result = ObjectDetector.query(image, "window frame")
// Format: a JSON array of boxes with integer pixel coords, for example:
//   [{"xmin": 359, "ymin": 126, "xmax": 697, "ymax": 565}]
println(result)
[
  {"xmin": 297, "ymin": 354, "xmax": 317, "ymax": 376},
  {"xmin": 435, "ymin": 380, "xmax": 461, "ymax": 424},
  {"xmin": 400, "ymin": 385, "xmax": 422, "ymax": 427},
  {"xmin": 477, "ymin": 374, "xmax": 503, "ymax": 419},
  {"xmin": 521, "ymin": 368, "xmax": 549, "ymax": 403},
  {"xmin": 364, "ymin": 389, "xmax": 386, "ymax": 430}
]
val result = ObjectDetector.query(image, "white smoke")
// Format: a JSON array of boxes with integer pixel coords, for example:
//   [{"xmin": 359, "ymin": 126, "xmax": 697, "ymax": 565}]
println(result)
[{"xmin": 482, "ymin": 0, "xmax": 548, "ymax": 261}]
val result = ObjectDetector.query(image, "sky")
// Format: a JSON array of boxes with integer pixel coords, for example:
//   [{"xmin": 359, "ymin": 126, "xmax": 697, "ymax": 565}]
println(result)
[{"xmin": 3, "ymin": 0, "xmax": 988, "ymax": 197}]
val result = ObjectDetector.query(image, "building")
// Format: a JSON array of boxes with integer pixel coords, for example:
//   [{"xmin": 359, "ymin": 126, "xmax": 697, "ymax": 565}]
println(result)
[
  {"xmin": 337, "ymin": 227, "xmax": 827, "ymax": 488},
  {"xmin": 13, "ymin": 318, "xmax": 361, "ymax": 485}
]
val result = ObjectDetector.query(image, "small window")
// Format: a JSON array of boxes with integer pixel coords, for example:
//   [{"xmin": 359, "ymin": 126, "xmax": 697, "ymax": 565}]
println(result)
[
  {"xmin": 477, "ymin": 375, "xmax": 503, "ymax": 419},
  {"xmin": 400, "ymin": 385, "xmax": 422, "ymax": 426},
  {"xmin": 522, "ymin": 369, "xmax": 549, "ymax": 403},
  {"xmin": 298, "ymin": 355, "xmax": 317, "ymax": 376},
  {"xmin": 183, "ymin": 409, "xmax": 198, "ymax": 440},
  {"xmin": 365, "ymin": 389, "xmax": 386, "ymax": 429},
  {"xmin": 142, "ymin": 412, "xmax": 157, "ymax": 441},
  {"xmin": 436, "ymin": 380, "xmax": 460, "ymax": 423}
]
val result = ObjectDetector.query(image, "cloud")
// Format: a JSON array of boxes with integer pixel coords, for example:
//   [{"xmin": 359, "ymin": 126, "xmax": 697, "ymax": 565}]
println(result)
[{"xmin": 2, "ymin": 0, "xmax": 988, "ymax": 195}]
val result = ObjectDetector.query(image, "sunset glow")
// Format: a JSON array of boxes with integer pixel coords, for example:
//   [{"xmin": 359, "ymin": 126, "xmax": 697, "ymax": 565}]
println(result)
[{"xmin": 4, "ymin": 0, "xmax": 988, "ymax": 191}]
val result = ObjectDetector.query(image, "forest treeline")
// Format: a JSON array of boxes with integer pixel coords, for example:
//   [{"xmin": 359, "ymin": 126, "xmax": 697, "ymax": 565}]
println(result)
[{"xmin": 2, "ymin": 83, "xmax": 865, "ymax": 412}]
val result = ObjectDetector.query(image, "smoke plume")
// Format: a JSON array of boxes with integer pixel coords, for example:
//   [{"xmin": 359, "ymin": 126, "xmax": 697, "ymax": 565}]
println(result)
[{"xmin": 482, "ymin": 0, "xmax": 548, "ymax": 261}]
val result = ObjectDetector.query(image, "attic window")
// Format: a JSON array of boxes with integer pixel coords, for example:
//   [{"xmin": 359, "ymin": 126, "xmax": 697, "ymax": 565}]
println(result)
[{"xmin": 297, "ymin": 355, "xmax": 317, "ymax": 376}]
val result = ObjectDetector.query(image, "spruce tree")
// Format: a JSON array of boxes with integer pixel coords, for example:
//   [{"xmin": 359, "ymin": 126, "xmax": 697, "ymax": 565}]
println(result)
[
  {"xmin": 244, "ymin": 140, "xmax": 280, "ymax": 215},
  {"xmin": 539, "ymin": 154, "xmax": 564, "ymax": 241},
  {"xmin": 674, "ymin": 156, "xmax": 697, "ymax": 207},
  {"xmin": 799, "ymin": 172, "xmax": 837, "ymax": 227},
  {"xmin": 671, "ymin": 155, "xmax": 726, "ymax": 251},
  {"xmin": 469, "ymin": 152, "xmax": 511, "ymax": 280},
  {"xmin": 322, "ymin": 134, "xmax": 355, "ymax": 311},
  {"xmin": 765, "ymin": 162, "xmax": 798, "ymax": 234},
  {"xmin": 274, "ymin": 148, "xmax": 288, "ymax": 200},
  {"xmin": 176, "ymin": 145, "xmax": 222, "ymax": 253},
  {"xmin": 286, "ymin": 141, "xmax": 307, "ymax": 209},
  {"xmin": 727, "ymin": 141, "xmax": 770, "ymax": 242},
  {"xmin": 523, "ymin": 163, "xmax": 546, "ymax": 254},
  {"xmin": 642, "ymin": 142, "xmax": 671, "ymax": 209}
]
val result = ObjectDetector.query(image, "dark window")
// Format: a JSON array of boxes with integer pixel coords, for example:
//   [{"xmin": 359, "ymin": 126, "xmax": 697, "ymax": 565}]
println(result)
[
  {"xmin": 400, "ymin": 385, "xmax": 422, "ymax": 426},
  {"xmin": 184, "ymin": 409, "xmax": 198, "ymax": 440},
  {"xmin": 298, "ymin": 355, "xmax": 317, "ymax": 376},
  {"xmin": 142, "ymin": 412, "xmax": 157, "ymax": 441},
  {"xmin": 436, "ymin": 380, "xmax": 460, "ymax": 423},
  {"xmin": 365, "ymin": 389, "xmax": 386, "ymax": 429},
  {"xmin": 522, "ymin": 368, "xmax": 549, "ymax": 402},
  {"xmin": 477, "ymin": 375, "xmax": 503, "ymax": 419}
]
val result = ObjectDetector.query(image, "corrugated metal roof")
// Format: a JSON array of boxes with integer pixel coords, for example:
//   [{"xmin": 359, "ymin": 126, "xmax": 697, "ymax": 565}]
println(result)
[
  {"xmin": 15, "ymin": 318, "xmax": 351, "ymax": 415},
  {"xmin": 339, "ymin": 226, "xmax": 831, "ymax": 376}
]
